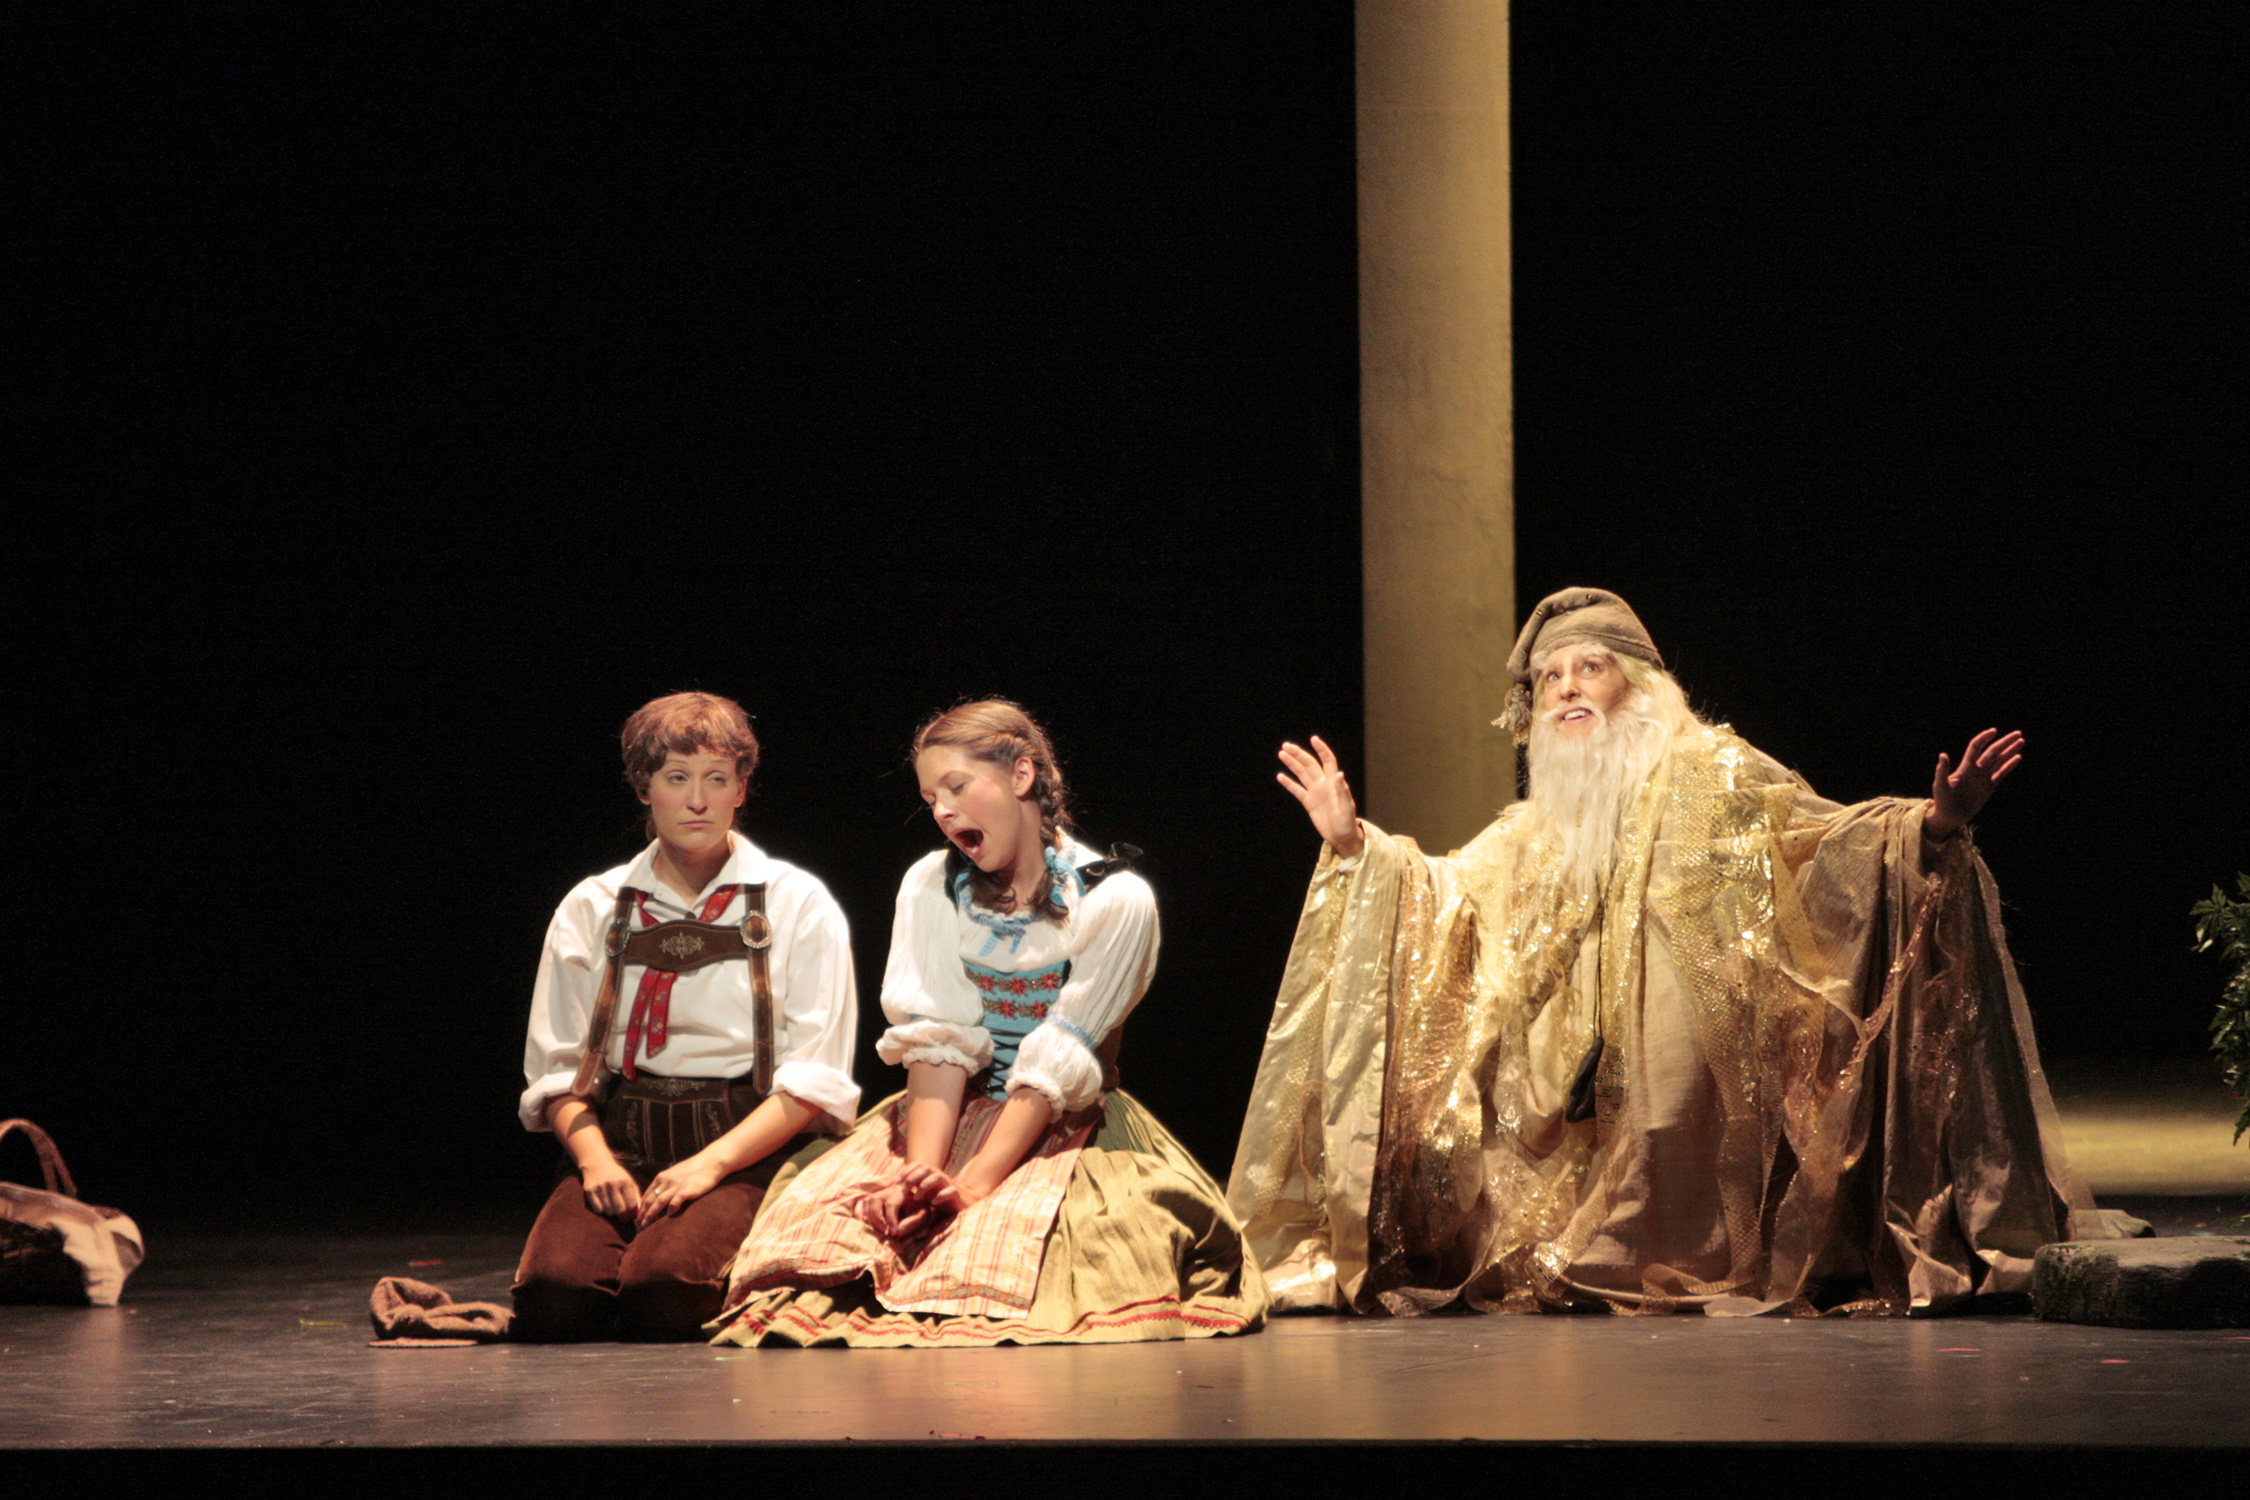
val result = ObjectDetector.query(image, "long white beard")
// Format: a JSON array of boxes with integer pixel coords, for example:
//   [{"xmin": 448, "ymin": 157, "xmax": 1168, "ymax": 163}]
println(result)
[{"xmin": 1517, "ymin": 694, "xmax": 1671, "ymax": 902}]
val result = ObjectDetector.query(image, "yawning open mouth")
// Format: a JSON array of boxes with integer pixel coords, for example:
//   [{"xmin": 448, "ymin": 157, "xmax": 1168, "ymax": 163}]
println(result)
[{"xmin": 953, "ymin": 827, "xmax": 986, "ymax": 860}]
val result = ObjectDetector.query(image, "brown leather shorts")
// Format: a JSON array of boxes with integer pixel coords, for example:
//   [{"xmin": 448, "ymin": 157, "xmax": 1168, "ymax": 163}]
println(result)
[{"xmin": 597, "ymin": 1075, "xmax": 764, "ymax": 1176}]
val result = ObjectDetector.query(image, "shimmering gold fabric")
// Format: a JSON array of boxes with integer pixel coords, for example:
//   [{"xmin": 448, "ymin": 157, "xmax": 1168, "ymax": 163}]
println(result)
[
  {"xmin": 1226, "ymin": 726, "xmax": 2100, "ymax": 1316},
  {"xmin": 1227, "ymin": 841, "xmax": 1401, "ymax": 1309}
]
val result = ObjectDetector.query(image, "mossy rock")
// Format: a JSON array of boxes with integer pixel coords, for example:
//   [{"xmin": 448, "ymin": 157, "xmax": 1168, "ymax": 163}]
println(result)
[{"xmin": 2032, "ymin": 1236, "xmax": 2250, "ymax": 1328}]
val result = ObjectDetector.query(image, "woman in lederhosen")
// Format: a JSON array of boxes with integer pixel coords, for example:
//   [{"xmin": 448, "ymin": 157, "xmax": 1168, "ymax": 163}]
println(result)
[
  {"xmin": 512, "ymin": 692, "xmax": 858, "ymax": 1341},
  {"xmin": 709, "ymin": 699, "xmax": 1265, "ymax": 1346}
]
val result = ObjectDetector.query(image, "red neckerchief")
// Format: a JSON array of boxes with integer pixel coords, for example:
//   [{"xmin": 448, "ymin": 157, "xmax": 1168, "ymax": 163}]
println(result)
[{"xmin": 618, "ymin": 884, "xmax": 740, "ymax": 1078}]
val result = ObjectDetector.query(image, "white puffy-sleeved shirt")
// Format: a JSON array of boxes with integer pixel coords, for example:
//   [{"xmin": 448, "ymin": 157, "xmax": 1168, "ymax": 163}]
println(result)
[
  {"xmin": 520, "ymin": 832, "xmax": 861, "ymax": 1133},
  {"xmin": 875, "ymin": 838, "xmax": 1158, "ymax": 1114}
]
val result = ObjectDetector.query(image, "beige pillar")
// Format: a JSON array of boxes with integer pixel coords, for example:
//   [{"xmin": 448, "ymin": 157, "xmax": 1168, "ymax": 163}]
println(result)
[{"xmin": 1357, "ymin": 0, "xmax": 1516, "ymax": 853}]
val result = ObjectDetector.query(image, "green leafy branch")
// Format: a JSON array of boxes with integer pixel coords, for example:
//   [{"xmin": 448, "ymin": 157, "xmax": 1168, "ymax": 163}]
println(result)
[{"xmin": 2192, "ymin": 872, "xmax": 2250, "ymax": 1144}]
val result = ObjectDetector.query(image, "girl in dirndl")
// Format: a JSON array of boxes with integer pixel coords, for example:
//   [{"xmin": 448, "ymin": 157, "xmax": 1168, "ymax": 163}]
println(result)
[{"xmin": 709, "ymin": 699, "xmax": 1267, "ymax": 1346}]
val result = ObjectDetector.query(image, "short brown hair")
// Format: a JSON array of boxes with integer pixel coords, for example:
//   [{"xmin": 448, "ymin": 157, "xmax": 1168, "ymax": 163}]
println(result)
[{"xmin": 620, "ymin": 692, "xmax": 760, "ymax": 795}]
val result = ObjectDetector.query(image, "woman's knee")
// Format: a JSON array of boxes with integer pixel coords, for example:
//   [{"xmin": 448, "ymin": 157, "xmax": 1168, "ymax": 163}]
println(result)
[
  {"xmin": 613, "ymin": 1257, "xmax": 726, "ymax": 1340},
  {"xmin": 612, "ymin": 1195, "xmax": 758, "ymax": 1340},
  {"xmin": 511, "ymin": 1202, "xmax": 626, "ymax": 1343},
  {"xmin": 511, "ymin": 1268, "xmax": 618, "ymax": 1343}
]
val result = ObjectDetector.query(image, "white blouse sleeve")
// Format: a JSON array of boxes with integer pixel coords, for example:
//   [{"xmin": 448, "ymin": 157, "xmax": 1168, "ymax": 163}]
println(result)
[
  {"xmin": 766, "ymin": 875, "xmax": 862, "ymax": 1132},
  {"xmin": 519, "ymin": 879, "xmax": 612, "ymax": 1131},
  {"xmin": 1006, "ymin": 871, "xmax": 1159, "ymax": 1113},
  {"xmin": 874, "ymin": 853, "xmax": 994, "ymax": 1075}
]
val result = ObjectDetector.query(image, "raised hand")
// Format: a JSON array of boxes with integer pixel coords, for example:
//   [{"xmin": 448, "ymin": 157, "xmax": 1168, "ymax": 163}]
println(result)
[
  {"xmin": 1277, "ymin": 736, "xmax": 1364, "ymax": 859},
  {"xmin": 1927, "ymin": 728, "xmax": 2025, "ymax": 838}
]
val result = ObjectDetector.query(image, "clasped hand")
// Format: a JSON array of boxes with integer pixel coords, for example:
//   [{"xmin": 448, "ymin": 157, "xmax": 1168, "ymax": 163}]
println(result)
[{"xmin": 860, "ymin": 1161, "xmax": 986, "ymax": 1238}]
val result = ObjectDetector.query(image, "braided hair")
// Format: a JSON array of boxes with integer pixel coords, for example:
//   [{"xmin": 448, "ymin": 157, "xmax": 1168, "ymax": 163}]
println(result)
[{"xmin": 911, "ymin": 699, "xmax": 1074, "ymax": 920}]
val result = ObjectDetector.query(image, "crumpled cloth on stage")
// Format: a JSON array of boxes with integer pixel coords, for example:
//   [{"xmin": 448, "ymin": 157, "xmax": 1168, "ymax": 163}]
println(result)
[
  {"xmin": 1230, "ymin": 725, "xmax": 2127, "ymax": 1317},
  {"xmin": 368, "ymin": 1275, "xmax": 513, "ymax": 1347}
]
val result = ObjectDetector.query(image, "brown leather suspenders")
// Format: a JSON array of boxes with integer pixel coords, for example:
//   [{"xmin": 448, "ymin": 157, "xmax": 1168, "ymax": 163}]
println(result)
[
  {"xmin": 567, "ymin": 883, "xmax": 775, "ymax": 1100},
  {"xmin": 742, "ymin": 885, "xmax": 776, "ymax": 1096},
  {"xmin": 567, "ymin": 888, "xmax": 638, "ymax": 1100}
]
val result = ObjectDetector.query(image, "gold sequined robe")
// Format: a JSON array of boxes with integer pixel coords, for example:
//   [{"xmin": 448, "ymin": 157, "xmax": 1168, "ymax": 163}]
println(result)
[{"xmin": 1227, "ymin": 725, "xmax": 2105, "ymax": 1315}]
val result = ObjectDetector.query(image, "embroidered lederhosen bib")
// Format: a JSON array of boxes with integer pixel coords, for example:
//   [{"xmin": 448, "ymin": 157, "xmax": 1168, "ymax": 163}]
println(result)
[
  {"xmin": 561, "ymin": 882, "xmax": 785, "ymax": 1173},
  {"xmin": 568, "ymin": 882, "xmax": 778, "ymax": 1100}
]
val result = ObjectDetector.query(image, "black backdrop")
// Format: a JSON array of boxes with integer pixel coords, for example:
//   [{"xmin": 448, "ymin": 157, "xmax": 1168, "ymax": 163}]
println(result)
[{"xmin": 12, "ymin": 8, "xmax": 2241, "ymax": 1228}]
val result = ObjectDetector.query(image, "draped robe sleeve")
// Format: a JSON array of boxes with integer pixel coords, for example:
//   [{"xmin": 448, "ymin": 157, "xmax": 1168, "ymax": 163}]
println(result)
[{"xmin": 1225, "ymin": 829, "xmax": 1416, "ymax": 1311}]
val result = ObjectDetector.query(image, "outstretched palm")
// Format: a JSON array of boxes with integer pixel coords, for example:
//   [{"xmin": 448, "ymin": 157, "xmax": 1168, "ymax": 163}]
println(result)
[
  {"xmin": 1278, "ymin": 736, "xmax": 1364, "ymax": 859},
  {"xmin": 1928, "ymin": 727, "xmax": 2025, "ymax": 837}
]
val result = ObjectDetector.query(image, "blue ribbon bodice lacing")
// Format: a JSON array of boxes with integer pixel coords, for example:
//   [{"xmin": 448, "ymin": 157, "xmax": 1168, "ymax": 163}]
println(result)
[
  {"xmin": 921, "ymin": 841, "xmax": 1138, "ymax": 1099},
  {"xmin": 952, "ymin": 845, "xmax": 1083, "ymax": 957}
]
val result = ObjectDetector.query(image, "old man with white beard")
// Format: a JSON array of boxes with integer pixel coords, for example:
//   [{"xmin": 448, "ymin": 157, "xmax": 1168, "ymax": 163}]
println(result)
[{"xmin": 1227, "ymin": 586, "xmax": 2119, "ymax": 1316}]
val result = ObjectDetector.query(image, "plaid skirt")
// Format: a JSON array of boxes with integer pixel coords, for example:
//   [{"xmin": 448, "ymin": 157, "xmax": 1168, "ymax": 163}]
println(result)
[{"xmin": 707, "ymin": 1090, "xmax": 1268, "ymax": 1347}]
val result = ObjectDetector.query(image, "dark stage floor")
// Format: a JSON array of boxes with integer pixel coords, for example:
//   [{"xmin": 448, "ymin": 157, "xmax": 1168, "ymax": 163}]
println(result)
[{"xmin": 5, "ymin": 1059, "xmax": 2244, "ymax": 1484}]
